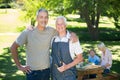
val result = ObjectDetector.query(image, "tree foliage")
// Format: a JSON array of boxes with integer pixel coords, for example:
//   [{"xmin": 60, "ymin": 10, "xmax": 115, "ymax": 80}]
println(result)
[
  {"xmin": 20, "ymin": 0, "xmax": 120, "ymax": 40},
  {"xmin": 47, "ymin": 0, "xmax": 107, "ymax": 40},
  {"xmin": 47, "ymin": 0, "xmax": 120, "ymax": 40},
  {"xmin": 22, "ymin": 0, "xmax": 48, "ymax": 26},
  {"xmin": 105, "ymin": 0, "xmax": 120, "ymax": 29}
]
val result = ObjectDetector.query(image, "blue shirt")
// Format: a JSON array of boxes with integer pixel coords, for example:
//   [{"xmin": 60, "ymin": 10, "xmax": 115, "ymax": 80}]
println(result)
[{"xmin": 88, "ymin": 55, "xmax": 100, "ymax": 65}]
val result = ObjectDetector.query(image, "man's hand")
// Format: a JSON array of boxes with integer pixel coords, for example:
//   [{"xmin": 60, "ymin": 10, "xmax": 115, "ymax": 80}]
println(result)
[
  {"xmin": 70, "ymin": 32, "xmax": 78, "ymax": 43},
  {"xmin": 26, "ymin": 25, "xmax": 34, "ymax": 30},
  {"xmin": 18, "ymin": 65, "xmax": 31, "ymax": 74},
  {"xmin": 57, "ymin": 63, "xmax": 67, "ymax": 72}
]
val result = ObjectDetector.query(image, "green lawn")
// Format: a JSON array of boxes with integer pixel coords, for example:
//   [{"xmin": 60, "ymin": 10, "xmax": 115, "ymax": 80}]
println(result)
[
  {"xmin": 0, "ymin": 39, "xmax": 120, "ymax": 80},
  {"xmin": 0, "ymin": 9, "xmax": 120, "ymax": 80},
  {"xmin": 0, "ymin": 9, "xmax": 27, "ymax": 33}
]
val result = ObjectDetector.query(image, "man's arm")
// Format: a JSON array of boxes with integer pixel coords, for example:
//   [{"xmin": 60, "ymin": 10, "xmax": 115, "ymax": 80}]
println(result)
[
  {"xmin": 10, "ymin": 42, "xmax": 31, "ymax": 73},
  {"xmin": 70, "ymin": 32, "xmax": 79, "ymax": 43},
  {"xmin": 57, "ymin": 54, "xmax": 83, "ymax": 72},
  {"xmin": 10, "ymin": 42, "xmax": 21, "ymax": 67}
]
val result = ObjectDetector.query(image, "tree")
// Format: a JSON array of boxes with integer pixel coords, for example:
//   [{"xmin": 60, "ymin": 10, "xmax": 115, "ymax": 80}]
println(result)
[
  {"xmin": 105, "ymin": 0, "xmax": 120, "ymax": 29},
  {"xmin": 47, "ymin": 0, "xmax": 108, "ymax": 40},
  {"xmin": 20, "ymin": 0, "xmax": 119, "ymax": 40},
  {"xmin": 21, "ymin": 0, "xmax": 48, "ymax": 26}
]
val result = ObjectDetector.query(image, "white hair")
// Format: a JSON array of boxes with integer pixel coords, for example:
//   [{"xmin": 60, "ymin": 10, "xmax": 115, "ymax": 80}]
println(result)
[
  {"xmin": 55, "ymin": 16, "xmax": 67, "ymax": 25},
  {"xmin": 97, "ymin": 42, "xmax": 106, "ymax": 49}
]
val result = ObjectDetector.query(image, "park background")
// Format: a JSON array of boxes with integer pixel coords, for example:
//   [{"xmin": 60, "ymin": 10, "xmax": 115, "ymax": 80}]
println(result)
[{"xmin": 0, "ymin": 0, "xmax": 120, "ymax": 80}]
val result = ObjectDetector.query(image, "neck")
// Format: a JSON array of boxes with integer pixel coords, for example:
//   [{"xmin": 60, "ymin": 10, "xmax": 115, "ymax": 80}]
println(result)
[
  {"xmin": 103, "ymin": 48, "xmax": 106, "ymax": 55},
  {"xmin": 91, "ymin": 55, "xmax": 94, "ymax": 58},
  {"xmin": 37, "ymin": 25, "xmax": 45, "ymax": 31},
  {"xmin": 59, "ymin": 31, "xmax": 66, "ymax": 38}
]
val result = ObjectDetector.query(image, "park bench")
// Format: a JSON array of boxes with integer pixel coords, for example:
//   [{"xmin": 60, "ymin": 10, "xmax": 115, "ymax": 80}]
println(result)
[{"xmin": 84, "ymin": 73, "xmax": 120, "ymax": 80}]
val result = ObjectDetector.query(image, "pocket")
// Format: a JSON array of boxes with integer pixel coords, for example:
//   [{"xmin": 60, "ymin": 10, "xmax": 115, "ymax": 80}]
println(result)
[{"xmin": 26, "ymin": 71, "xmax": 37, "ymax": 80}]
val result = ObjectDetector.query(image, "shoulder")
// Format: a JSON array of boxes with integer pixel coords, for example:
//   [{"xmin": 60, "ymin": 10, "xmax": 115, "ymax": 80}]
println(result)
[
  {"xmin": 88, "ymin": 55, "xmax": 91, "ymax": 59},
  {"xmin": 95, "ymin": 55, "xmax": 100, "ymax": 59},
  {"xmin": 20, "ymin": 29, "xmax": 29, "ymax": 35},
  {"xmin": 106, "ymin": 48, "xmax": 112, "ymax": 55},
  {"xmin": 46, "ymin": 26, "xmax": 55, "ymax": 31},
  {"xmin": 46, "ymin": 26, "xmax": 56, "ymax": 34}
]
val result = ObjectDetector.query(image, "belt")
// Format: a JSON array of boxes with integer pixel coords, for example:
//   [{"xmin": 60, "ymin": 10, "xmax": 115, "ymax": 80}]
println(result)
[{"xmin": 33, "ymin": 68, "xmax": 50, "ymax": 72}]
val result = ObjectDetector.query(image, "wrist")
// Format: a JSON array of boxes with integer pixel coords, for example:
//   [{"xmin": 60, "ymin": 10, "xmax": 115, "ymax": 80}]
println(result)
[
  {"xmin": 65, "ymin": 65, "xmax": 69, "ymax": 70},
  {"xmin": 16, "ymin": 64, "xmax": 22, "ymax": 69}
]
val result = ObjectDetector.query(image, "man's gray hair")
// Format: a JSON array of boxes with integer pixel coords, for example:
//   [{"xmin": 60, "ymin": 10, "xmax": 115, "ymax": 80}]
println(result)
[
  {"xmin": 36, "ymin": 8, "xmax": 48, "ymax": 17},
  {"xmin": 56, "ymin": 16, "xmax": 67, "ymax": 25}
]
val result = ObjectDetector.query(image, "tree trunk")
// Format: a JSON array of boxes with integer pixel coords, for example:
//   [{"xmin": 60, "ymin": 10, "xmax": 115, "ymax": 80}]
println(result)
[
  {"xmin": 87, "ymin": 24, "xmax": 99, "ymax": 40},
  {"xmin": 82, "ymin": 8, "xmax": 99, "ymax": 40}
]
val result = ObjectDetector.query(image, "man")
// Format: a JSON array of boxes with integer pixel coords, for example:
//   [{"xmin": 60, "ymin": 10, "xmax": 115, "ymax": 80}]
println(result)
[
  {"xmin": 51, "ymin": 16, "xmax": 83, "ymax": 80},
  {"xmin": 10, "ymin": 8, "xmax": 55, "ymax": 80},
  {"xmin": 10, "ymin": 8, "xmax": 78, "ymax": 80}
]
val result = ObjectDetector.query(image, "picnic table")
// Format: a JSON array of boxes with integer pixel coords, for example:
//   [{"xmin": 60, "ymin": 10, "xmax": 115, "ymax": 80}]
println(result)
[{"xmin": 77, "ymin": 64, "xmax": 104, "ymax": 80}]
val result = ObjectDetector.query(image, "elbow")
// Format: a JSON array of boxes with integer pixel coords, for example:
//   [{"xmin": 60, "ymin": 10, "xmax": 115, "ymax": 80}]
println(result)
[
  {"xmin": 80, "ymin": 57, "xmax": 84, "ymax": 62},
  {"xmin": 10, "ymin": 42, "xmax": 19, "ymax": 54},
  {"xmin": 78, "ymin": 56, "xmax": 83, "ymax": 63},
  {"xmin": 10, "ymin": 45, "xmax": 14, "ymax": 54},
  {"xmin": 10, "ymin": 44, "xmax": 15, "ymax": 54}
]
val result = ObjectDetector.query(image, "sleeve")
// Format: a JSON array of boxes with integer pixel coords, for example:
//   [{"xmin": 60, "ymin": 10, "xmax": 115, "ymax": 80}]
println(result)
[
  {"xmin": 15, "ymin": 30, "xmax": 28, "ymax": 46},
  {"xmin": 74, "ymin": 41, "xmax": 83, "ymax": 55},
  {"xmin": 97, "ymin": 56, "xmax": 100, "ymax": 62},
  {"xmin": 108, "ymin": 50, "xmax": 112, "ymax": 65}
]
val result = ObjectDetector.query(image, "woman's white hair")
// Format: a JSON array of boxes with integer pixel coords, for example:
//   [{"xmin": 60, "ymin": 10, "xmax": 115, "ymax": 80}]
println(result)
[
  {"xmin": 97, "ymin": 42, "xmax": 106, "ymax": 49},
  {"xmin": 55, "ymin": 16, "xmax": 67, "ymax": 25}
]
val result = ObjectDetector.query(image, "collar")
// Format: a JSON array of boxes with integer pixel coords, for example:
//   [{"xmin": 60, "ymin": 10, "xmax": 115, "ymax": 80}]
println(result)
[{"xmin": 54, "ymin": 30, "xmax": 71, "ymax": 42}]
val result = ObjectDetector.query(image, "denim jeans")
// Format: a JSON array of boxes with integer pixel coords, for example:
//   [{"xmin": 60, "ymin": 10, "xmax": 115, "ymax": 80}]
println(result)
[
  {"xmin": 26, "ymin": 68, "xmax": 50, "ymax": 80},
  {"xmin": 103, "ymin": 69, "xmax": 110, "ymax": 74}
]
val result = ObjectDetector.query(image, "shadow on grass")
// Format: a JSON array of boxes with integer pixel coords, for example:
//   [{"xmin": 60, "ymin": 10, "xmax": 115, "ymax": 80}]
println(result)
[
  {"xmin": 67, "ymin": 17, "xmax": 85, "ymax": 23},
  {"xmin": 0, "ymin": 42, "xmax": 120, "ymax": 80},
  {"xmin": 67, "ymin": 27, "xmax": 120, "ymax": 41},
  {"xmin": 0, "ymin": 47, "xmax": 26, "ymax": 80},
  {"xmin": 111, "ymin": 60, "xmax": 120, "ymax": 73}
]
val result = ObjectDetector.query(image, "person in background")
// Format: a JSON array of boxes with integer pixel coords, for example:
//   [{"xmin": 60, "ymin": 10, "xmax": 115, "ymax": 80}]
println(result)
[
  {"xmin": 51, "ymin": 16, "xmax": 83, "ymax": 80},
  {"xmin": 88, "ymin": 49, "xmax": 100, "ymax": 78},
  {"xmin": 88, "ymin": 49, "xmax": 100, "ymax": 65},
  {"xmin": 97, "ymin": 42, "xmax": 112, "ymax": 74}
]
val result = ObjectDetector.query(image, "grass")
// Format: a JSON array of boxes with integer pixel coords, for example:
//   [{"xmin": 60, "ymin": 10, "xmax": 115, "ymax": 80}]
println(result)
[
  {"xmin": 0, "ymin": 9, "xmax": 120, "ymax": 80},
  {"xmin": 0, "ymin": 40, "xmax": 120, "ymax": 80},
  {"xmin": 0, "ymin": 9, "xmax": 27, "ymax": 33}
]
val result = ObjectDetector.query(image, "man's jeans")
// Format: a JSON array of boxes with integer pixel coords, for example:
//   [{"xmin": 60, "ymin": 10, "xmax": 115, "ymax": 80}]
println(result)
[{"xmin": 26, "ymin": 68, "xmax": 50, "ymax": 80}]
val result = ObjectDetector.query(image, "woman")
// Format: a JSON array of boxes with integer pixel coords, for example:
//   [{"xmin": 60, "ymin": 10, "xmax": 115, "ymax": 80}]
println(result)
[
  {"xmin": 51, "ymin": 16, "xmax": 83, "ymax": 80},
  {"xmin": 97, "ymin": 42, "xmax": 112, "ymax": 74}
]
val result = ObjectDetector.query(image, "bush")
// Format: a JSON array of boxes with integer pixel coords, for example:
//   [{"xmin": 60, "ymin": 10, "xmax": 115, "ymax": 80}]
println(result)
[
  {"xmin": 0, "ymin": 3, "xmax": 11, "ymax": 8},
  {"xmin": 16, "ymin": 26, "xmax": 26, "ymax": 32}
]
